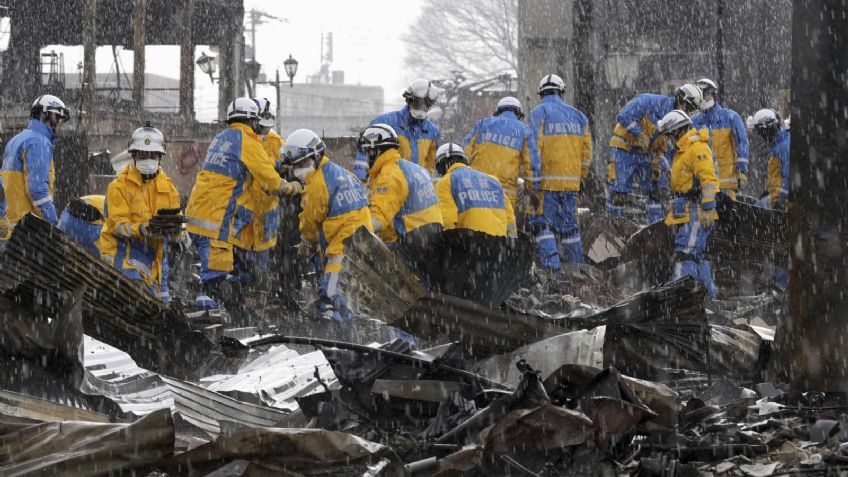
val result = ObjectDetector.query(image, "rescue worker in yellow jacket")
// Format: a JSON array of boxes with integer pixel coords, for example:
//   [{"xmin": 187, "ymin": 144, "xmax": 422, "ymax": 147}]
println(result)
[
  {"xmin": 692, "ymin": 79, "xmax": 750, "ymax": 198},
  {"xmin": 1, "ymin": 95, "xmax": 70, "ymax": 234},
  {"xmin": 98, "ymin": 124, "xmax": 182, "ymax": 302},
  {"xmin": 58, "ymin": 194, "xmax": 105, "ymax": 257},
  {"xmin": 358, "ymin": 123, "xmax": 443, "ymax": 244},
  {"xmin": 658, "ymin": 110, "xmax": 720, "ymax": 299},
  {"xmin": 283, "ymin": 129, "xmax": 372, "ymax": 322},
  {"xmin": 435, "ymin": 143, "xmax": 516, "ymax": 237},
  {"xmin": 462, "ymin": 96, "xmax": 540, "ymax": 212},
  {"xmin": 528, "ymin": 74, "xmax": 591, "ymax": 272},
  {"xmin": 185, "ymin": 98, "xmax": 302, "ymax": 312},
  {"xmin": 251, "ymin": 97, "xmax": 285, "ymax": 273}
]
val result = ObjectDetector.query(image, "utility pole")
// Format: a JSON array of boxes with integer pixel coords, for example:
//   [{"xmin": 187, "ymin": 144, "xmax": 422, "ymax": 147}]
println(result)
[
  {"xmin": 179, "ymin": 0, "xmax": 195, "ymax": 119},
  {"xmin": 81, "ymin": 0, "xmax": 97, "ymax": 131},
  {"xmin": 774, "ymin": 0, "xmax": 848, "ymax": 393},
  {"xmin": 132, "ymin": 0, "xmax": 147, "ymax": 115}
]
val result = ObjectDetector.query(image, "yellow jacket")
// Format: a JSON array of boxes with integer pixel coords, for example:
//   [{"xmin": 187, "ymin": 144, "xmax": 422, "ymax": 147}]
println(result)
[
  {"xmin": 97, "ymin": 164, "xmax": 181, "ymax": 293},
  {"xmin": 436, "ymin": 163, "xmax": 515, "ymax": 237},
  {"xmin": 300, "ymin": 156, "xmax": 372, "ymax": 271},
  {"xmin": 251, "ymin": 130, "xmax": 285, "ymax": 252},
  {"xmin": 186, "ymin": 123, "xmax": 282, "ymax": 249},
  {"xmin": 665, "ymin": 128, "xmax": 720, "ymax": 225},
  {"xmin": 368, "ymin": 148, "xmax": 443, "ymax": 243},
  {"xmin": 528, "ymin": 95, "xmax": 592, "ymax": 192}
]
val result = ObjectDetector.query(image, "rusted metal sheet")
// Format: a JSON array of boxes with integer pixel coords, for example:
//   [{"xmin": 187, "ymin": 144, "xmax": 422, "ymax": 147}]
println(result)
[
  {"xmin": 0, "ymin": 390, "xmax": 111, "ymax": 424},
  {"xmin": 371, "ymin": 379, "xmax": 467, "ymax": 403}
]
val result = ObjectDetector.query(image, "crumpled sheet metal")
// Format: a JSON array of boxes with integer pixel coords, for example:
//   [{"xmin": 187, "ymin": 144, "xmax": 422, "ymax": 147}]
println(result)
[
  {"xmin": 0, "ymin": 389, "xmax": 111, "ymax": 424},
  {"xmin": 473, "ymin": 327, "xmax": 606, "ymax": 387},
  {"xmin": 477, "ymin": 404, "xmax": 593, "ymax": 456},
  {"xmin": 165, "ymin": 426, "xmax": 408, "ymax": 476},
  {"xmin": 0, "ymin": 408, "xmax": 174, "ymax": 477}
]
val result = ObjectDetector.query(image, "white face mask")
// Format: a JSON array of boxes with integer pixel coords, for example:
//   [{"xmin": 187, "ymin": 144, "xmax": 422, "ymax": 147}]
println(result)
[
  {"xmin": 700, "ymin": 99, "xmax": 715, "ymax": 111},
  {"xmin": 293, "ymin": 164, "xmax": 315, "ymax": 182},
  {"xmin": 409, "ymin": 108, "xmax": 428, "ymax": 120},
  {"xmin": 136, "ymin": 159, "xmax": 160, "ymax": 175},
  {"xmin": 689, "ymin": 110, "xmax": 702, "ymax": 119}
]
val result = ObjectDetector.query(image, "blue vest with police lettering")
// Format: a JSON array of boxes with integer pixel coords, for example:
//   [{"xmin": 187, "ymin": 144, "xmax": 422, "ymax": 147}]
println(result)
[
  {"xmin": 450, "ymin": 167, "xmax": 506, "ymax": 213},
  {"xmin": 394, "ymin": 159, "xmax": 438, "ymax": 236}
]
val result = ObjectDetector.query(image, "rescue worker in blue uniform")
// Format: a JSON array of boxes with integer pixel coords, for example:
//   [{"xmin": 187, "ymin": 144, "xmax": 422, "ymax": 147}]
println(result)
[
  {"xmin": 528, "ymin": 74, "xmax": 591, "ymax": 273},
  {"xmin": 658, "ymin": 110, "xmax": 721, "ymax": 299},
  {"xmin": 692, "ymin": 79, "xmax": 750, "ymax": 198},
  {"xmin": 2, "ymin": 95, "xmax": 70, "ymax": 233},
  {"xmin": 353, "ymin": 79, "xmax": 440, "ymax": 180},
  {"xmin": 462, "ymin": 96, "xmax": 540, "ymax": 213},
  {"xmin": 358, "ymin": 123, "xmax": 443, "ymax": 244},
  {"xmin": 751, "ymin": 108, "xmax": 791, "ymax": 291},
  {"xmin": 185, "ymin": 98, "xmax": 302, "ymax": 312},
  {"xmin": 606, "ymin": 84, "xmax": 703, "ymax": 224},
  {"xmin": 434, "ymin": 143, "xmax": 516, "ymax": 237},
  {"xmin": 284, "ymin": 129, "xmax": 373, "ymax": 322},
  {"xmin": 58, "ymin": 195, "xmax": 105, "ymax": 257}
]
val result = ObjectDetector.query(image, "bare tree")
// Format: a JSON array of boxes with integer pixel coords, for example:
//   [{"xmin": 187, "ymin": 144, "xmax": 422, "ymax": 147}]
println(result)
[{"xmin": 402, "ymin": 0, "xmax": 518, "ymax": 82}]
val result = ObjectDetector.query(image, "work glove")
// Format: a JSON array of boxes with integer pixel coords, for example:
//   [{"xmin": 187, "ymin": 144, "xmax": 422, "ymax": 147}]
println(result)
[
  {"xmin": 296, "ymin": 239, "xmax": 316, "ymax": 258},
  {"xmin": 0, "ymin": 216, "xmax": 8, "ymax": 239},
  {"xmin": 633, "ymin": 134, "xmax": 651, "ymax": 153},
  {"xmin": 280, "ymin": 180, "xmax": 303, "ymax": 196},
  {"xmin": 699, "ymin": 208, "xmax": 715, "ymax": 228},
  {"xmin": 139, "ymin": 223, "xmax": 163, "ymax": 238},
  {"xmin": 149, "ymin": 211, "xmax": 187, "ymax": 236},
  {"xmin": 737, "ymin": 171, "xmax": 748, "ymax": 189},
  {"xmin": 172, "ymin": 231, "xmax": 192, "ymax": 254}
]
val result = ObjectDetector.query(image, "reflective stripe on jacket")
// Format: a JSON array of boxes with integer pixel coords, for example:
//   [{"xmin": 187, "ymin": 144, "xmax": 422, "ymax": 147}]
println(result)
[
  {"xmin": 528, "ymin": 95, "xmax": 592, "ymax": 192},
  {"xmin": 2, "ymin": 119, "xmax": 58, "ymax": 225},
  {"xmin": 665, "ymin": 128, "xmax": 720, "ymax": 225},
  {"xmin": 436, "ymin": 163, "xmax": 515, "ymax": 237},
  {"xmin": 185, "ymin": 123, "xmax": 282, "ymax": 249},
  {"xmin": 368, "ymin": 148, "xmax": 442, "ymax": 243}
]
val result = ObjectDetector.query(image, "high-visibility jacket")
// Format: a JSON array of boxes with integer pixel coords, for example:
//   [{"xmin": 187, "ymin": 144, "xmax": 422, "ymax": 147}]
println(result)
[
  {"xmin": 300, "ymin": 156, "xmax": 372, "ymax": 272},
  {"xmin": 692, "ymin": 102, "xmax": 750, "ymax": 192},
  {"xmin": 1, "ymin": 119, "xmax": 58, "ymax": 226},
  {"xmin": 436, "ymin": 163, "xmax": 515, "ymax": 237},
  {"xmin": 665, "ymin": 128, "xmax": 720, "ymax": 226},
  {"xmin": 368, "ymin": 148, "xmax": 442, "ymax": 243},
  {"xmin": 58, "ymin": 194, "xmax": 105, "ymax": 257},
  {"xmin": 462, "ymin": 110, "xmax": 540, "ymax": 206},
  {"xmin": 250, "ymin": 130, "xmax": 285, "ymax": 252},
  {"xmin": 353, "ymin": 106, "xmax": 440, "ymax": 179},
  {"xmin": 609, "ymin": 93, "xmax": 674, "ymax": 154},
  {"xmin": 186, "ymin": 123, "xmax": 282, "ymax": 250},
  {"xmin": 767, "ymin": 128, "xmax": 791, "ymax": 207},
  {"xmin": 528, "ymin": 95, "xmax": 592, "ymax": 192},
  {"xmin": 97, "ymin": 165, "xmax": 181, "ymax": 296}
]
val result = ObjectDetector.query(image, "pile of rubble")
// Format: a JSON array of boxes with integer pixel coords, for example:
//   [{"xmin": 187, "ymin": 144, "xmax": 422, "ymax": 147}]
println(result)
[{"xmin": 0, "ymin": 203, "xmax": 828, "ymax": 476}]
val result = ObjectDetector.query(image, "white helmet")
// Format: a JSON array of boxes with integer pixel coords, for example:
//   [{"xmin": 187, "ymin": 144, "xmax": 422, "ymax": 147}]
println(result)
[
  {"xmin": 675, "ymin": 84, "xmax": 703, "ymax": 112},
  {"xmin": 127, "ymin": 123, "xmax": 166, "ymax": 154},
  {"xmin": 434, "ymin": 143, "xmax": 468, "ymax": 176},
  {"xmin": 31, "ymin": 94, "xmax": 70, "ymax": 121},
  {"xmin": 751, "ymin": 108, "xmax": 780, "ymax": 129},
  {"xmin": 657, "ymin": 109, "xmax": 692, "ymax": 135},
  {"xmin": 253, "ymin": 97, "xmax": 275, "ymax": 128},
  {"xmin": 281, "ymin": 129, "xmax": 325, "ymax": 165},
  {"xmin": 695, "ymin": 78, "xmax": 718, "ymax": 95},
  {"xmin": 538, "ymin": 74, "xmax": 565, "ymax": 95},
  {"xmin": 496, "ymin": 96, "xmax": 524, "ymax": 118},
  {"xmin": 358, "ymin": 123, "xmax": 400, "ymax": 154},
  {"xmin": 226, "ymin": 97, "xmax": 260, "ymax": 122},
  {"xmin": 403, "ymin": 79, "xmax": 439, "ymax": 105}
]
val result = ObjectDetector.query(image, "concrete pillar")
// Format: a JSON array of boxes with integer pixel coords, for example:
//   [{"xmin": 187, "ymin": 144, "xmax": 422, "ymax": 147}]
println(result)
[
  {"xmin": 81, "ymin": 0, "xmax": 97, "ymax": 132},
  {"xmin": 179, "ymin": 0, "xmax": 195, "ymax": 119},
  {"xmin": 217, "ymin": 2, "xmax": 244, "ymax": 120},
  {"xmin": 4, "ymin": 3, "xmax": 43, "ymax": 102},
  {"xmin": 132, "ymin": 0, "xmax": 147, "ymax": 115},
  {"xmin": 774, "ymin": 0, "xmax": 848, "ymax": 393}
]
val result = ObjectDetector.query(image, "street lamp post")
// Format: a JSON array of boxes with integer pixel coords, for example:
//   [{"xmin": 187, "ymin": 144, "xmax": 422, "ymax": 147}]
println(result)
[
  {"xmin": 255, "ymin": 54, "xmax": 298, "ymax": 131},
  {"xmin": 196, "ymin": 51, "xmax": 218, "ymax": 82}
]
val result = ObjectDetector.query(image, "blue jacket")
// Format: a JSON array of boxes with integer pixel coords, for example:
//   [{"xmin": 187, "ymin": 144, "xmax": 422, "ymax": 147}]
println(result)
[
  {"xmin": 692, "ymin": 102, "xmax": 750, "ymax": 190},
  {"xmin": 609, "ymin": 94, "xmax": 674, "ymax": 154},
  {"xmin": 354, "ymin": 106, "xmax": 440, "ymax": 180},
  {"xmin": 1, "ymin": 119, "xmax": 58, "ymax": 224},
  {"xmin": 462, "ymin": 110, "xmax": 540, "ymax": 196},
  {"xmin": 528, "ymin": 95, "xmax": 592, "ymax": 192}
]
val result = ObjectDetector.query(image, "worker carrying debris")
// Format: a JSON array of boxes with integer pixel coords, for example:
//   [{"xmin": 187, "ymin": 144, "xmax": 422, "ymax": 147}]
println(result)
[
  {"xmin": 1, "ymin": 95, "xmax": 70, "ymax": 235},
  {"xmin": 692, "ymin": 78, "xmax": 750, "ymax": 199},
  {"xmin": 434, "ymin": 143, "xmax": 516, "ymax": 237},
  {"xmin": 658, "ymin": 110, "xmax": 720, "ymax": 299},
  {"xmin": 528, "ymin": 74, "xmax": 592, "ymax": 272},
  {"xmin": 606, "ymin": 84, "xmax": 703, "ymax": 224},
  {"xmin": 462, "ymin": 96, "xmax": 540, "ymax": 213},
  {"xmin": 283, "ymin": 128, "xmax": 372, "ymax": 321},
  {"xmin": 185, "ymin": 98, "xmax": 302, "ymax": 314},
  {"xmin": 58, "ymin": 195, "xmax": 105, "ymax": 257},
  {"xmin": 357, "ymin": 123, "xmax": 443, "ymax": 245},
  {"xmin": 97, "ymin": 123, "xmax": 183, "ymax": 302},
  {"xmin": 353, "ymin": 79, "xmax": 441, "ymax": 180}
]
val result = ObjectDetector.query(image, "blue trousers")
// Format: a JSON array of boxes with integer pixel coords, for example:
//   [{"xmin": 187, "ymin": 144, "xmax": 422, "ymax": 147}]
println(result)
[
  {"xmin": 670, "ymin": 206, "xmax": 717, "ymax": 299},
  {"xmin": 531, "ymin": 191, "xmax": 583, "ymax": 272},
  {"xmin": 606, "ymin": 148, "xmax": 665, "ymax": 224}
]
